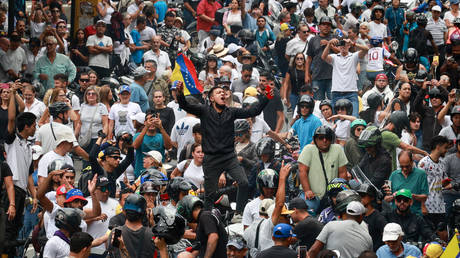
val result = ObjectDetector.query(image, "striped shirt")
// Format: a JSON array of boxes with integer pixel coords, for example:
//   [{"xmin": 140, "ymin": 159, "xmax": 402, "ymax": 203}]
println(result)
[{"xmin": 426, "ymin": 17, "xmax": 447, "ymax": 46}]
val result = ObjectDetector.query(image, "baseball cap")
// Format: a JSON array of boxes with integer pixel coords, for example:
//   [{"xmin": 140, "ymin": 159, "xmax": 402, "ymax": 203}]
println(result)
[
  {"xmin": 56, "ymin": 184, "xmax": 68, "ymax": 196},
  {"xmin": 280, "ymin": 23, "xmax": 294, "ymax": 31},
  {"xmin": 227, "ymin": 43, "xmax": 242, "ymax": 54},
  {"xmin": 55, "ymin": 126, "xmax": 77, "ymax": 146},
  {"xmin": 31, "ymin": 145, "xmax": 43, "ymax": 160},
  {"xmin": 119, "ymin": 85, "xmax": 131, "ymax": 94},
  {"xmin": 143, "ymin": 150, "xmax": 163, "ymax": 164},
  {"xmin": 104, "ymin": 146, "xmax": 121, "ymax": 157},
  {"xmin": 382, "ymin": 223, "xmax": 404, "ymax": 241},
  {"xmin": 346, "ymin": 201, "xmax": 367, "ymax": 215},
  {"xmin": 96, "ymin": 176, "xmax": 110, "ymax": 187},
  {"xmin": 64, "ymin": 189, "xmax": 88, "ymax": 206},
  {"xmin": 131, "ymin": 112, "xmax": 146, "ymax": 124},
  {"xmin": 273, "ymin": 223, "xmax": 296, "ymax": 238},
  {"xmin": 395, "ymin": 189, "xmax": 412, "ymax": 199},
  {"xmin": 432, "ymin": 5, "xmax": 442, "ymax": 12},
  {"xmin": 259, "ymin": 198, "xmax": 275, "ymax": 216},
  {"xmin": 289, "ymin": 197, "xmax": 308, "ymax": 210},
  {"xmin": 376, "ymin": 73, "xmax": 388, "ymax": 80},
  {"xmin": 133, "ymin": 66, "xmax": 149, "ymax": 78},
  {"xmin": 227, "ymin": 235, "xmax": 247, "ymax": 250},
  {"xmin": 319, "ymin": 16, "xmax": 333, "ymax": 25},
  {"xmin": 96, "ymin": 19, "xmax": 106, "ymax": 26},
  {"xmin": 451, "ymin": 0, "xmax": 459, "ymax": 5},
  {"xmin": 244, "ymin": 87, "xmax": 258, "ymax": 97}
]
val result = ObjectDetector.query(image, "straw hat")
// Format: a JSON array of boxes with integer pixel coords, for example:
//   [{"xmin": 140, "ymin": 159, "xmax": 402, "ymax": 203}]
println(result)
[{"xmin": 209, "ymin": 44, "xmax": 229, "ymax": 58}]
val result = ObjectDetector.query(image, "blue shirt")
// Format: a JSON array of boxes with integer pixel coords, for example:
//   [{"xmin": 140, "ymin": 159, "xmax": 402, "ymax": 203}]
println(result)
[
  {"xmin": 376, "ymin": 243, "xmax": 422, "ymax": 258},
  {"xmin": 400, "ymin": 22, "xmax": 418, "ymax": 53},
  {"xmin": 130, "ymin": 30, "xmax": 144, "ymax": 64},
  {"xmin": 130, "ymin": 82, "xmax": 150, "ymax": 112},
  {"xmin": 154, "ymin": 1, "xmax": 168, "ymax": 23},
  {"xmin": 384, "ymin": 7, "xmax": 404, "ymax": 33},
  {"xmin": 133, "ymin": 132, "xmax": 165, "ymax": 177},
  {"xmin": 292, "ymin": 114, "xmax": 322, "ymax": 150},
  {"xmin": 255, "ymin": 28, "xmax": 276, "ymax": 48}
]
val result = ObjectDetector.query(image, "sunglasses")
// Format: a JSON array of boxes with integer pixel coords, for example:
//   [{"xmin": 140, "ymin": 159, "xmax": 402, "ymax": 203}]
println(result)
[
  {"xmin": 108, "ymin": 155, "xmax": 122, "ymax": 160},
  {"xmin": 355, "ymin": 127, "xmax": 364, "ymax": 132},
  {"xmin": 80, "ymin": 79, "xmax": 89, "ymax": 82},
  {"xmin": 296, "ymin": 57, "xmax": 305, "ymax": 60},
  {"xmin": 316, "ymin": 135, "xmax": 330, "ymax": 141},
  {"xmin": 299, "ymin": 104, "xmax": 310, "ymax": 109},
  {"xmin": 98, "ymin": 186, "xmax": 108, "ymax": 192},
  {"xmin": 395, "ymin": 197, "xmax": 410, "ymax": 203},
  {"xmin": 58, "ymin": 26, "xmax": 66, "ymax": 28},
  {"xmin": 87, "ymin": 92, "xmax": 97, "ymax": 96},
  {"xmin": 430, "ymin": 94, "xmax": 442, "ymax": 99},
  {"xmin": 300, "ymin": 30, "xmax": 309, "ymax": 33},
  {"xmin": 235, "ymin": 132, "xmax": 245, "ymax": 137}
]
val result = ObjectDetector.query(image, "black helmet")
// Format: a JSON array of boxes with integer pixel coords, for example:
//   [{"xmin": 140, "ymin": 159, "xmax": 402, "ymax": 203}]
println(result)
[
  {"xmin": 415, "ymin": 69, "xmax": 428, "ymax": 82},
  {"xmin": 176, "ymin": 195, "xmax": 203, "ymax": 222},
  {"xmin": 140, "ymin": 168, "xmax": 168, "ymax": 186},
  {"xmin": 428, "ymin": 87, "xmax": 442, "ymax": 98},
  {"xmin": 319, "ymin": 99, "xmax": 332, "ymax": 110},
  {"xmin": 152, "ymin": 206, "xmax": 186, "ymax": 245},
  {"xmin": 313, "ymin": 125, "xmax": 335, "ymax": 142},
  {"xmin": 356, "ymin": 183, "xmax": 377, "ymax": 198},
  {"xmin": 140, "ymin": 181, "xmax": 159, "ymax": 195},
  {"xmin": 404, "ymin": 48, "xmax": 418, "ymax": 64},
  {"xmin": 334, "ymin": 99, "xmax": 353, "ymax": 115},
  {"xmin": 238, "ymin": 29, "xmax": 255, "ymax": 42},
  {"xmin": 166, "ymin": 177, "xmax": 194, "ymax": 202},
  {"xmin": 49, "ymin": 102, "xmax": 70, "ymax": 117},
  {"xmin": 371, "ymin": 5, "xmax": 384, "ymax": 20},
  {"xmin": 297, "ymin": 95, "xmax": 314, "ymax": 115},
  {"xmin": 242, "ymin": 96, "xmax": 259, "ymax": 109},
  {"xmin": 124, "ymin": 194, "xmax": 147, "ymax": 214},
  {"xmin": 255, "ymin": 138, "xmax": 276, "ymax": 157},
  {"xmin": 358, "ymin": 126, "xmax": 382, "ymax": 148},
  {"xmin": 367, "ymin": 92, "xmax": 383, "ymax": 109},
  {"xmin": 256, "ymin": 169, "xmax": 279, "ymax": 191},
  {"xmin": 416, "ymin": 14, "xmax": 428, "ymax": 26},
  {"xmin": 234, "ymin": 119, "xmax": 250, "ymax": 133},
  {"xmin": 453, "ymin": 199, "xmax": 460, "ymax": 214},
  {"xmin": 365, "ymin": 0, "xmax": 373, "ymax": 8},
  {"xmin": 55, "ymin": 208, "xmax": 82, "ymax": 234},
  {"xmin": 350, "ymin": 2, "xmax": 362, "ymax": 13},
  {"xmin": 326, "ymin": 178, "xmax": 351, "ymax": 198},
  {"xmin": 206, "ymin": 54, "xmax": 218, "ymax": 62},
  {"xmin": 389, "ymin": 111, "xmax": 410, "ymax": 136},
  {"xmin": 452, "ymin": 105, "xmax": 460, "ymax": 116},
  {"xmin": 48, "ymin": 159, "xmax": 70, "ymax": 174},
  {"xmin": 334, "ymin": 190, "xmax": 361, "ymax": 215}
]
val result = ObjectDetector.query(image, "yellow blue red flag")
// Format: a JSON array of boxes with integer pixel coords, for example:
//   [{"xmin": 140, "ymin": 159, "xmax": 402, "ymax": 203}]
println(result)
[{"xmin": 170, "ymin": 53, "xmax": 203, "ymax": 95}]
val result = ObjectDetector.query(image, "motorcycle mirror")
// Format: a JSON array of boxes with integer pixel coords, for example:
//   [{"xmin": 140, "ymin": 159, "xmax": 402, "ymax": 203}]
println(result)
[{"xmin": 390, "ymin": 41, "xmax": 399, "ymax": 52}]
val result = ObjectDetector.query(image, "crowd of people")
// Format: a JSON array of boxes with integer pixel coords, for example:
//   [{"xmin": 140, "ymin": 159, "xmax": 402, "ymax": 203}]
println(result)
[{"xmin": 1, "ymin": 0, "xmax": 460, "ymax": 257}]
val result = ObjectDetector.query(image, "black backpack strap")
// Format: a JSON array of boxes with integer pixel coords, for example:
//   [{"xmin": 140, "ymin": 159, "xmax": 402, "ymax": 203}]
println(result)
[
  {"xmin": 254, "ymin": 219, "xmax": 264, "ymax": 249},
  {"xmin": 50, "ymin": 122, "xmax": 57, "ymax": 141},
  {"xmin": 318, "ymin": 149, "xmax": 330, "ymax": 188}
]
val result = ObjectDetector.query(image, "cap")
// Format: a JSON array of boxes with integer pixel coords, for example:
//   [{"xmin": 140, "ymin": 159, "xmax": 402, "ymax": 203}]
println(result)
[
  {"xmin": 96, "ymin": 20, "xmax": 106, "ymax": 25},
  {"xmin": 227, "ymin": 235, "xmax": 247, "ymax": 250},
  {"xmin": 96, "ymin": 176, "xmax": 110, "ymax": 187},
  {"xmin": 425, "ymin": 243, "xmax": 443, "ymax": 257},
  {"xmin": 289, "ymin": 197, "xmax": 309, "ymax": 210},
  {"xmin": 171, "ymin": 80, "xmax": 181, "ymax": 90},
  {"xmin": 280, "ymin": 204, "xmax": 294, "ymax": 215},
  {"xmin": 375, "ymin": 73, "xmax": 388, "ymax": 80},
  {"xmin": 382, "ymin": 223, "xmax": 404, "ymax": 241},
  {"xmin": 133, "ymin": 66, "xmax": 149, "ymax": 78},
  {"xmin": 56, "ymin": 20, "xmax": 67, "ymax": 26},
  {"xmin": 451, "ymin": 0, "xmax": 459, "ymax": 5},
  {"xmin": 227, "ymin": 43, "xmax": 242, "ymax": 54},
  {"xmin": 432, "ymin": 5, "xmax": 442, "ymax": 12},
  {"xmin": 280, "ymin": 23, "xmax": 294, "ymax": 31},
  {"xmin": 174, "ymin": 17, "xmax": 183, "ymax": 24},
  {"xmin": 55, "ymin": 126, "xmax": 77, "ymax": 146},
  {"xmin": 346, "ymin": 201, "xmax": 367, "ymax": 215},
  {"xmin": 119, "ymin": 85, "xmax": 131, "ymax": 94},
  {"xmin": 131, "ymin": 112, "xmax": 146, "ymax": 124},
  {"xmin": 273, "ymin": 223, "xmax": 296, "ymax": 238},
  {"xmin": 319, "ymin": 16, "xmax": 333, "ymax": 25},
  {"xmin": 143, "ymin": 150, "xmax": 163, "ymax": 164},
  {"xmin": 64, "ymin": 189, "xmax": 88, "ymax": 206},
  {"xmin": 56, "ymin": 184, "xmax": 68, "ymax": 196},
  {"xmin": 31, "ymin": 145, "xmax": 43, "ymax": 160},
  {"xmin": 259, "ymin": 198, "xmax": 275, "ymax": 216},
  {"xmin": 395, "ymin": 189, "xmax": 412, "ymax": 199},
  {"xmin": 104, "ymin": 146, "xmax": 121, "ymax": 157},
  {"xmin": 244, "ymin": 87, "xmax": 258, "ymax": 97},
  {"xmin": 221, "ymin": 55, "xmax": 237, "ymax": 65}
]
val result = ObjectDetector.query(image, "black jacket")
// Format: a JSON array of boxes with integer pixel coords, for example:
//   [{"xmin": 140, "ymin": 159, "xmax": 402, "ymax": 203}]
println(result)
[
  {"xmin": 358, "ymin": 146, "xmax": 392, "ymax": 189},
  {"xmin": 383, "ymin": 209, "xmax": 437, "ymax": 242},
  {"xmin": 177, "ymin": 93, "xmax": 268, "ymax": 155}
]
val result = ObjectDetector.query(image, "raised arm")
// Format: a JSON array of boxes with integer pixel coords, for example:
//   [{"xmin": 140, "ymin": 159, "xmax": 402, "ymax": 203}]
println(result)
[
  {"xmin": 271, "ymin": 162, "xmax": 291, "ymax": 226},
  {"xmin": 176, "ymin": 82, "xmax": 204, "ymax": 116},
  {"xmin": 321, "ymin": 39, "xmax": 335, "ymax": 64}
]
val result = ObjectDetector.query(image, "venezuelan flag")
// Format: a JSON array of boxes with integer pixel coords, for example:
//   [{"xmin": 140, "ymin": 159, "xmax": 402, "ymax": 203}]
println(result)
[{"xmin": 170, "ymin": 53, "xmax": 203, "ymax": 96}]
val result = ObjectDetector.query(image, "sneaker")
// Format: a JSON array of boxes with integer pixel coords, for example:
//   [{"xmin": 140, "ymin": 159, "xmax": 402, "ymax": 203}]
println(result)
[{"xmin": 231, "ymin": 213, "xmax": 243, "ymax": 224}]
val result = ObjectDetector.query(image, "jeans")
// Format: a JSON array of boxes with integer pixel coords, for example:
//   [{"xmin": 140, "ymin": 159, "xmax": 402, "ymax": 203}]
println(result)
[
  {"xmin": 331, "ymin": 91, "xmax": 359, "ymax": 117},
  {"xmin": 443, "ymin": 192, "xmax": 460, "ymax": 219},
  {"xmin": 289, "ymin": 93, "xmax": 299, "ymax": 109},
  {"xmin": 2, "ymin": 186, "xmax": 26, "ymax": 257},
  {"xmin": 357, "ymin": 69, "xmax": 370, "ymax": 91},
  {"xmin": 203, "ymin": 153, "xmax": 248, "ymax": 214},
  {"xmin": 183, "ymin": 9, "xmax": 195, "ymax": 28},
  {"xmin": 312, "ymin": 79, "xmax": 332, "ymax": 100}
]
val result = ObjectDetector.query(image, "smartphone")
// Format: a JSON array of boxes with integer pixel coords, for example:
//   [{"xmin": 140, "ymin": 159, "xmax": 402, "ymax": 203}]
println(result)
[
  {"xmin": 433, "ymin": 55, "xmax": 439, "ymax": 64},
  {"xmin": 455, "ymin": 89, "xmax": 460, "ymax": 102},
  {"xmin": 112, "ymin": 228, "xmax": 122, "ymax": 248},
  {"xmin": 298, "ymin": 246, "xmax": 307, "ymax": 258},
  {"xmin": 265, "ymin": 85, "xmax": 273, "ymax": 99}
]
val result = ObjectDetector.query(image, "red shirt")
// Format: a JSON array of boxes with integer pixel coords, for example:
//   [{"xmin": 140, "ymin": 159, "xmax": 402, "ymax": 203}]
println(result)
[{"xmin": 196, "ymin": 0, "xmax": 222, "ymax": 32}]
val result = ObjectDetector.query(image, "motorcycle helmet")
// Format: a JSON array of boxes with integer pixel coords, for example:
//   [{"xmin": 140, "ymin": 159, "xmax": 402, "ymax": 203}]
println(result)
[
  {"xmin": 319, "ymin": 99, "xmax": 332, "ymax": 110},
  {"xmin": 176, "ymin": 195, "xmax": 204, "ymax": 222},
  {"xmin": 356, "ymin": 183, "xmax": 377, "ymax": 198},
  {"xmin": 255, "ymin": 138, "xmax": 276, "ymax": 158},
  {"xmin": 414, "ymin": 69, "xmax": 428, "ymax": 82},
  {"xmin": 350, "ymin": 2, "xmax": 362, "ymax": 15},
  {"xmin": 206, "ymin": 54, "xmax": 218, "ymax": 62},
  {"xmin": 256, "ymin": 169, "xmax": 279, "ymax": 191},
  {"xmin": 123, "ymin": 194, "xmax": 147, "ymax": 215},
  {"xmin": 453, "ymin": 199, "xmax": 460, "ymax": 214},
  {"xmin": 428, "ymin": 87, "xmax": 442, "ymax": 99},
  {"xmin": 371, "ymin": 5, "xmax": 385, "ymax": 21},
  {"xmin": 238, "ymin": 29, "xmax": 255, "ymax": 44},
  {"xmin": 389, "ymin": 111, "xmax": 410, "ymax": 137},
  {"xmin": 152, "ymin": 206, "xmax": 186, "ymax": 245},
  {"xmin": 334, "ymin": 99, "xmax": 353, "ymax": 115},
  {"xmin": 334, "ymin": 190, "xmax": 361, "ymax": 215},
  {"xmin": 140, "ymin": 181, "xmax": 159, "ymax": 195},
  {"xmin": 140, "ymin": 168, "xmax": 168, "ymax": 185},
  {"xmin": 242, "ymin": 96, "xmax": 259, "ymax": 109},
  {"xmin": 350, "ymin": 119, "xmax": 367, "ymax": 137},
  {"xmin": 326, "ymin": 178, "xmax": 351, "ymax": 200},
  {"xmin": 166, "ymin": 177, "xmax": 194, "ymax": 203},
  {"xmin": 55, "ymin": 208, "xmax": 82, "ymax": 234},
  {"xmin": 451, "ymin": 105, "xmax": 460, "ymax": 117},
  {"xmin": 234, "ymin": 119, "xmax": 250, "ymax": 133},
  {"xmin": 358, "ymin": 126, "xmax": 382, "ymax": 148},
  {"xmin": 49, "ymin": 102, "xmax": 70, "ymax": 117},
  {"xmin": 313, "ymin": 125, "xmax": 336, "ymax": 143},
  {"xmin": 370, "ymin": 36, "xmax": 383, "ymax": 47},
  {"xmin": 48, "ymin": 159, "xmax": 70, "ymax": 174},
  {"xmin": 416, "ymin": 14, "xmax": 428, "ymax": 26},
  {"xmin": 365, "ymin": 0, "xmax": 373, "ymax": 8},
  {"xmin": 297, "ymin": 95, "xmax": 314, "ymax": 115},
  {"xmin": 367, "ymin": 92, "xmax": 383, "ymax": 109},
  {"xmin": 404, "ymin": 48, "xmax": 418, "ymax": 64}
]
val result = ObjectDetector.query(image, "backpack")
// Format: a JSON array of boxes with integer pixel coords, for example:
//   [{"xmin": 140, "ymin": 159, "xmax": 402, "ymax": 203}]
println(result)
[{"xmin": 77, "ymin": 166, "xmax": 94, "ymax": 197}]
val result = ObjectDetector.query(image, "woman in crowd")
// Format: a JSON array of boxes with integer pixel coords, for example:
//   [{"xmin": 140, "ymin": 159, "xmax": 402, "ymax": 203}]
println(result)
[
  {"xmin": 97, "ymin": 0, "xmax": 115, "ymax": 25},
  {"xmin": 282, "ymin": 52, "xmax": 306, "ymax": 109},
  {"xmin": 223, "ymin": 0, "xmax": 244, "ymax": 45},
  {"xmin": 88, "ymin": 70, "xmax": 99, "ymax": 86},
  {"xmin": 23, "ymin": 85, "xmax": 46, "ymax": 125},
  {"xmin": 198, "ymin": 54, "xmax": 219, "ymax": 87},
  {"xmin": 99, "ymin": 85, "xmax": 113, "ymax": 113},
  {"xmin": 69, "ymin": 29, "xmax": 89, "ymax": 68},
  {"xmin": 171, "ymin": 143, "xmax": 207, "ymax": 192}
]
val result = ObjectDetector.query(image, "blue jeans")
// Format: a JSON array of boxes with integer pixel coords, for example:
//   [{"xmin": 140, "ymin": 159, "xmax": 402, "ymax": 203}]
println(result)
[
  {"xmin": 443, "ymin": 192, "xmax": 460, "ymax": 219},
  {"xmin": 183, "ymin": 9, "xmax": 195, "ymax": 28},
  {"xmin": 290, "ymin": 93, "xmax": 299, "ymax": 109},
  {"xmin": 331, "ymin": 91, "xmax": 359, "ymax": 117},
  {"xmin": 312, "ymin": 79, "xmax": 332, "ymax": 100}
]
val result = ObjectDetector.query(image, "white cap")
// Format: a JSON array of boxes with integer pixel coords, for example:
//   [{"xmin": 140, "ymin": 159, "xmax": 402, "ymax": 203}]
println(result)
[
  {"xmin": 55, "ymin": 126, "xmax": 77, "ymax": 146},
  {"xmin": 432, "ymin": 5, "xmax": 442, "ymax": 12},
  {"xmin": 131, "ymin": 112, "xmax": 146, "ymax": 124},
  {"xmin": 227, "ymin": 43, "xmax": 242, "ymax": 54},
  {"xmin": 143, "ymin": 150, "xmax": 163, "ymax": 164},
  {"xmin": 346, "ymin": 201, "xmax": 367, "ymax": 216},
  {"xmin": 382, "ymin": 223, "xmax": 404, "ymax": 241},
  {"xmin": 221, "ymin": 55, "xmax": 237, "ymax": 65},
  {"xmin": 31, "ymin": 145, "xmax": 43, "ymax": 160}
]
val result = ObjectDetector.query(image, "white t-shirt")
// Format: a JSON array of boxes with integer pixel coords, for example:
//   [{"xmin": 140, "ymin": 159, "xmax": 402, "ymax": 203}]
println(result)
[
  {"xmin": 5, "ymin": 134, "xmax": 33, "ymax": 189},
  {"xmin": 25, "ymin": 98, "xmax": 46, "ymax": 123},
  {"xmin": 44, "ymin": 203, "xmax": 87, "ymax": 239},
  {"xmin": 80, "ymin": 103, "xmax": 109, "ymax": 139},
  {"xmin": 37, "ymin": 151, "xmax": 73, "ymax": 179},
  {"xmin": 244, "ymin": 218, "xmax": 275, "ymax": 256},
  {"xmin": 127, "ymin": 3, "xmax": 141, "ymax": 30},
  {"xmin": 331, "ymin": 52, "xmax": 360, "ymax": 92},
  {"xmin": 242, "ymin": 197, "xmax": 261, "ymax": 226},
  {"xmin": 439, "ymin": 125, "xmax": 458, "ymax": 140},
  {"xmin": 179, "ymin": 30, "xmax": 191, "ymax": 50},
  {"xmin": 199, "ymin": 37, "xmax": 225, "ymax": 54},
  {"xmin": 84, "ymin": 197, "xmax": 118, "ymax": 254},
  {"xmin": 143, "ymin": 50, "xmax": 171, "ymax": 77},
  {"xmin": 167, "ymin": 101, "xmax": 187, "ymax": 123},
  {"xmin": 177, "ymin": 159, "xmax": 204, "ymax": 189},
  {"xmin": 444, "ymin": 11, "xmax": 460, "ymax": 24},
  {"xmin": 116, "ymin": 153, "xmax": 135, "ymax": 184},
  {"xmin": 30, "ymin": 21, "xmax": 46, "ymax": 38},
  {"xmin": 86, "ymin": 34, "xmax": 113, "ymax": 69},
  {"xmin": 37, "ymin": 122, "xmax": 79, "ymax": 154},
  {"xmin": 366, "ymin": 47, "xmax": 390, "ymax": 72},
  {"xmin": 250, "ymin": 117, "xmax": 270, "ymax": 143},
  {"xmin": 139, "ymin": 26, "xmax": 156, "ymax": 42},
  {"xmin": 170, "ymin": 116, "xmax": 200, "ymax": 159},
  {"xmin": 368, "ymin": 21, "xmax": 388, "ymax": 39},
  {"xmin": 43, "ymin": 235, "xmax": 70, "ymax": 258},
  {"xmin": 109, "ymin": 102, "xmax": 142, "ymax": 137},
  {"xmin": 335, "ymin": 119, "xmax": 351, "ymax": 141},
  {"xmin": 98, "ymin": 2, "xmax": 115, "ymax": 24}
]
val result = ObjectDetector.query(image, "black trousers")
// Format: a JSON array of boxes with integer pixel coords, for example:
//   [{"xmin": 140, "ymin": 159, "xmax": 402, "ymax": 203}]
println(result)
[
  {"xmin": 203, "ymin": 153, "xmax": 248, "ymax": 213},
  {"xmin": 2, "ymin": 186, "xmax": 26, "ymax": 257}
]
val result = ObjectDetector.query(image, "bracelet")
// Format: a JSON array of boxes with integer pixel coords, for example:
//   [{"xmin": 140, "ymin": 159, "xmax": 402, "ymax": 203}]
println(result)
[{"xmin": 9, "ymin": 204, "xmax": 15, "ymax": 207}]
